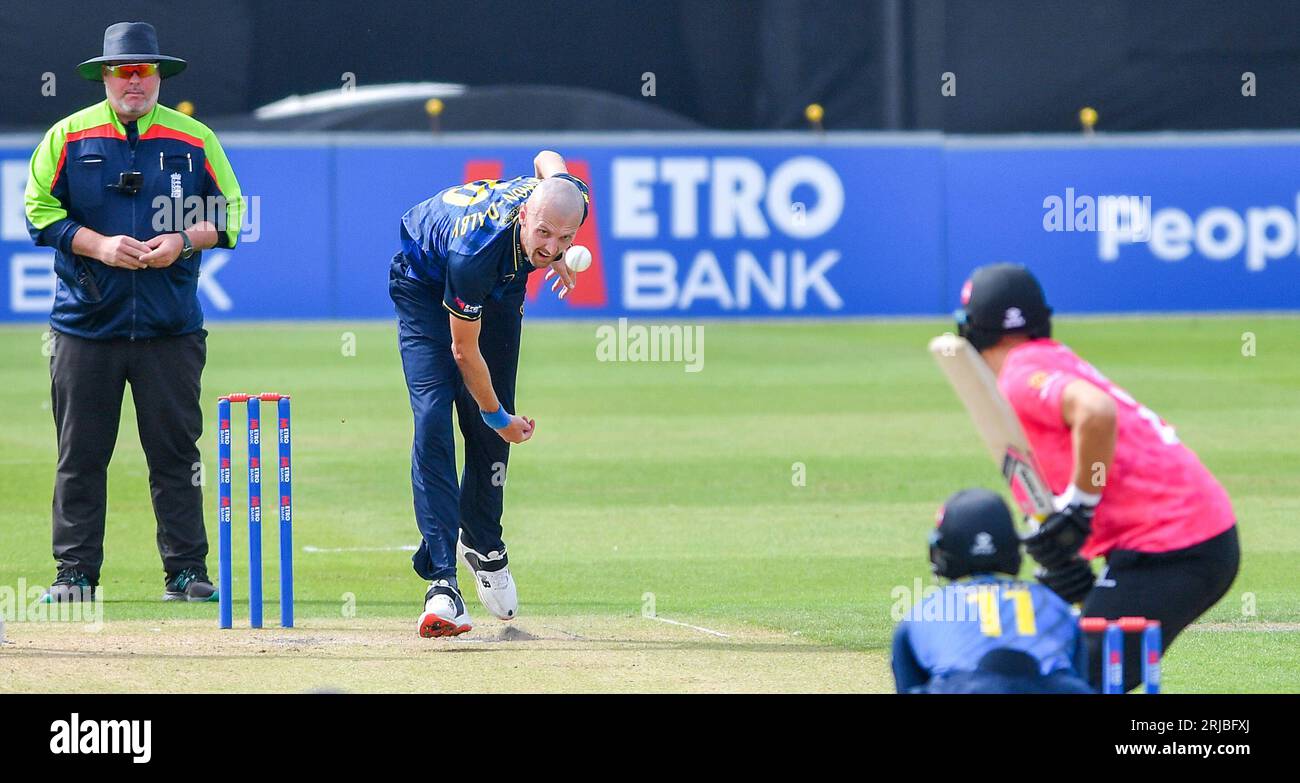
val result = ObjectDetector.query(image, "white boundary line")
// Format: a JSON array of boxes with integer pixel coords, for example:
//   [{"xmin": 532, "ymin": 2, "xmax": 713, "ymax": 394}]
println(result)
[
  {"xmin": 643, "ymin": 614, "xmax": 731, "ymax": 638},
  {"xmin": 301, "ymin": 545, "xmax": 418, "ymax": 553},
  {"xmin": 1189, "ymin": 622, "xmax": 1300, "ymax": 633}
]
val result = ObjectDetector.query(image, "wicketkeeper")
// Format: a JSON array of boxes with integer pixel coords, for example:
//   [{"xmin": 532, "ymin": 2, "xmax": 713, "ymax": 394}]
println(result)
[
  {"xmin": 389, "ymin": 151, "xmax": 589, "ymax": 637},
  {"xmin": 892, "ymin": 488, "xmax": 1094, "ymax": 694}
]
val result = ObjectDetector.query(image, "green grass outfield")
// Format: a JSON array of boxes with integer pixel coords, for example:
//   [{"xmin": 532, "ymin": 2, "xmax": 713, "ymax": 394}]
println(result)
[{"xmin": 1, "ymin": 316, "xmax": 1298, "ymax": 692}]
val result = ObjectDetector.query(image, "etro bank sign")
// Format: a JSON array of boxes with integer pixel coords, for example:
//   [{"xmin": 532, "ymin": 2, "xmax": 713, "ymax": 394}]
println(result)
[
  {"xmin": 0, "ymin": 138, "xmax": 947, "ymax": 322},
  {"xmin": 609, "ymin": 155, "xmax": 844, "ymax": 313},
  {"xmin": 501, "ymin": 143, "xmax": 945, "ymax": 319}
]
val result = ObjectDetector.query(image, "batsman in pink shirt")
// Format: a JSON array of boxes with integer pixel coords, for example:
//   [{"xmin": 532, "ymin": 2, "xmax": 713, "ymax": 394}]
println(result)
[{"xmin": 954, "ymin": 263, "xmax": 1240, "ymax": 692}]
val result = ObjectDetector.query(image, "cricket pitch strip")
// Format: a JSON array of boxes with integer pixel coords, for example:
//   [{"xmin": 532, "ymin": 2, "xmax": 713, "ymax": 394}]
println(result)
[{"xmin": 0, "ymin": 615, "xmax": 889, "ymax": 693}]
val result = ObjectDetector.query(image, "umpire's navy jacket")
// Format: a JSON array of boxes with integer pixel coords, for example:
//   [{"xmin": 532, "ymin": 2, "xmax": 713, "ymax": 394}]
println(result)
[{"xmin": 25, "ymin": 99, "xmax": 244, "ymax": 339}]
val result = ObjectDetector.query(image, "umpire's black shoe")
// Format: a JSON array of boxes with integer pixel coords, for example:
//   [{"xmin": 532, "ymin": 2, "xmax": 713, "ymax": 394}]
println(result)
[
  {"xmin": 40, "ymin": 567, "xmax": 97, "ymax": 603},
  {"xmin": 164, "ymin": 567, "xmax": 218, "ymax": 602}
]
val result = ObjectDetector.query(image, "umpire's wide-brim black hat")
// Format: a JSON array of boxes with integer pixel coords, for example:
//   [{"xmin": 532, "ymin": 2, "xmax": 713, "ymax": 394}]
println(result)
[{"xmin": 77, "ymin": 22, "xmax": 186, "ymax": 81}]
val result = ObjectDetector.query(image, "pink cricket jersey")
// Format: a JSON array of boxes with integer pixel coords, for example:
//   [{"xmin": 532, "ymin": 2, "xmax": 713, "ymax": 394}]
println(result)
[{"xmin": 998, "ymin": 339, "xmax": 1235, "ymax": 558}]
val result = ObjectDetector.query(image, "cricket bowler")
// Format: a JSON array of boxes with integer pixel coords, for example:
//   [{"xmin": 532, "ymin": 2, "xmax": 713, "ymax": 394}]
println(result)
[
  {"xmin": 954, "ymin": 263, "xmax": 1240, "ymax": 691},
  {"xmin": 389, "ymin": 151, "xmax": 590, "ymax": 637},
  {"xmin": 892, "ymin": 488, "xmax": 1094, "ymax": 694}
]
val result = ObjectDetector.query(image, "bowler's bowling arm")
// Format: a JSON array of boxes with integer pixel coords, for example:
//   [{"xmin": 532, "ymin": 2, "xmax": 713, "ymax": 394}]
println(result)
[
  {"xmin": 449, "ymin": 315, "xmax": 501, "ymax": 414},
  {"xmin": 1061, "ymin": 379, "xmax": 1117, "ymax": 495},
  {"xmin": 534, "ymin": 150, "xmax": 568, "ymax": 179}
]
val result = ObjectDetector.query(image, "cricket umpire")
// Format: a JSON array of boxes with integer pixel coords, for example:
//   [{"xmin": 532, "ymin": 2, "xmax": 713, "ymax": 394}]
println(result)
[
  {"xmin": 24, "ymin": 22, "xmax": 244, "ymax": 602},
  {"xmin": 390, "ymin": 151, "xmax": 589, "ymax": 637}
]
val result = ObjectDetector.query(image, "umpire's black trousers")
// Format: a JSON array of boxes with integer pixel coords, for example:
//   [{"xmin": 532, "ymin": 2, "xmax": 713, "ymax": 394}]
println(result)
[{"xmin": 49, "ymin": 330, "xmax": 208, "ymax": 584}]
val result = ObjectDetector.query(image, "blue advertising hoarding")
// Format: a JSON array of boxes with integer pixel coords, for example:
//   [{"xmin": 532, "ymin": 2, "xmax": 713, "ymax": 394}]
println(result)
[
  {"xmin": 945, "ymin": 138, "xmax": 1300, "ymax": 313},
  {"xmin": 1, "ymin": 132, "xmax": 1297, "ymax": 322}
]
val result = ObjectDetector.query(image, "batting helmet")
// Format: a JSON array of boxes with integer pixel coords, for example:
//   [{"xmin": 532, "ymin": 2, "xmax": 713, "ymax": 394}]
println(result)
[{"xmin": 954, "ymin": 263, "xmax": 1053, "ymax": 352}]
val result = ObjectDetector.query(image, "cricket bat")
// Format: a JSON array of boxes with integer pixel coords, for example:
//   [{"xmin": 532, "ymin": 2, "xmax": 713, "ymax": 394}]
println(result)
[{"xmin": 927, "ymin": 333, "xmax": 1054, "ymax": 531}]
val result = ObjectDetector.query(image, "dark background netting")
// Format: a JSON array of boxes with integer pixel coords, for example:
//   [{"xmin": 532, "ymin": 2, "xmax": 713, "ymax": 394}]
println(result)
[{"xmin": 3, "ymin": 0, "xmax": 1298, "ymax": 132}]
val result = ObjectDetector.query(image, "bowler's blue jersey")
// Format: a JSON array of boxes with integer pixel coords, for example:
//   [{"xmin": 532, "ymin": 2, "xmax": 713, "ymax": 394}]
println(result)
[
  {"xmin": 891, "ymin": 575, "xmax": 1086, "ymax": 692},
  {"xmin": 399, "ymin": 175, "xmax": 541, "ymax": 321}
]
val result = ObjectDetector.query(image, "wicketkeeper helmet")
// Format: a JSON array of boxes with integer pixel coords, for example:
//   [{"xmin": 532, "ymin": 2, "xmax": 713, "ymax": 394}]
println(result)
[{"xmin": 929, "ymin": 488, "xmax": 1023, "ymax": 580}]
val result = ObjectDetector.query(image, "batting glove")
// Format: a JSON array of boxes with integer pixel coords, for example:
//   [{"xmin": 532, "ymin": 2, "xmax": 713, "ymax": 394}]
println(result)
[{"xmin": 1025, "ymin": 499, "xmax": 1096, "ymax": 571}]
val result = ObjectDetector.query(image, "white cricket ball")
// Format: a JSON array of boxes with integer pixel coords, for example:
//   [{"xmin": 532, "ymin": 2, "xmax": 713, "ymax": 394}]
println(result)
[{"xmin": 565, "ymin": 245, "xmax": 592, "ymax": 273}]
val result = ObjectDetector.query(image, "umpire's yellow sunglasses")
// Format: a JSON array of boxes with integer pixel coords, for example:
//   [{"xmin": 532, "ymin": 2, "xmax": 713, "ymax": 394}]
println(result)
[{"xmin": 102, "ymin": 62, "xmax": 158, "ymax": 79}]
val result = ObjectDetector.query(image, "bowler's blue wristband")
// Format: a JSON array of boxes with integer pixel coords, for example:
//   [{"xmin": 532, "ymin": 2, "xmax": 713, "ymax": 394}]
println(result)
[{"xmin": 481, "ymin": 406, "xmax": 511, "ymax": 430}]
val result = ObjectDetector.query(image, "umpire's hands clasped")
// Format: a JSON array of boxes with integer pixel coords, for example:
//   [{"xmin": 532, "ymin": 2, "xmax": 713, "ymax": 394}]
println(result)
[
  {"xmin": 95, "ymin": 234, "xmax": 151, "ymax": 269},
  {"xmin": 137, "ymin": 232, "xmax": 185, "ymax": 268}
]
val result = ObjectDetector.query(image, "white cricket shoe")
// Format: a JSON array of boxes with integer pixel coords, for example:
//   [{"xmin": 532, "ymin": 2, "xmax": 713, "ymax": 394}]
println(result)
[
  {"xmin": 457, "ymin": 531, "xmax": 517, "ymax": 620},
  {"xmin": 418, "ymin": 579, "xmax": 473, "ymax": 638}
]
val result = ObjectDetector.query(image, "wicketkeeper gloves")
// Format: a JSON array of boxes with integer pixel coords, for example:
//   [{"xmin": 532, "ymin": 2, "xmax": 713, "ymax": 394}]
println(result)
[{"xmin": 1036, "ymin": 557, "xmax": 1095, "ymax": 604}]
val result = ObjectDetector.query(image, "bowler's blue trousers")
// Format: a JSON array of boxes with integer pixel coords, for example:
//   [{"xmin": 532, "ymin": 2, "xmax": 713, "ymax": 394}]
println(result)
[{"xmin": 389, "ymin": 254, "xmax": 524, "ymax": 582}]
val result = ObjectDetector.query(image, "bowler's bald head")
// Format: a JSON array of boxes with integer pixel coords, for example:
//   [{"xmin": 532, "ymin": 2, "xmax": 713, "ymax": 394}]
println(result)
[
  {"xmin": 518, "ymin": 176, "xmax": 585, "ymax": 267},
  {"xmin": 525, "ymin": 177, "xmax": 585, "ymax": 228}
]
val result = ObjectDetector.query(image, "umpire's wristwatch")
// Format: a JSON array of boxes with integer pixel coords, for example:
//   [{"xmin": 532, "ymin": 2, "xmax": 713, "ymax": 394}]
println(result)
[{"xmin": 179, "ymin": 230, "xmax": 195, "ymax": 260}]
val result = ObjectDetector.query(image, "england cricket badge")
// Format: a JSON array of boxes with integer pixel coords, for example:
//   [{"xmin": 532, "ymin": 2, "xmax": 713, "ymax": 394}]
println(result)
[{"xmin": 170, "ymin": 172, "xmax": 183, "ymax": 199}]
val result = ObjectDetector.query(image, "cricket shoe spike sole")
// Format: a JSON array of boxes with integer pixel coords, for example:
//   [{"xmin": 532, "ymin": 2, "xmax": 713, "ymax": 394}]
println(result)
[
  {"xmin": 418, "ymin": 580, "xmax": 473, "ymax": 638},
  {"xmin": 457, "ymin": 531, "xmax": 517, "ymax": 620},
  {"xmin": 419, "ymin": 614, "xmax": 472, "ymax": 638}
]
